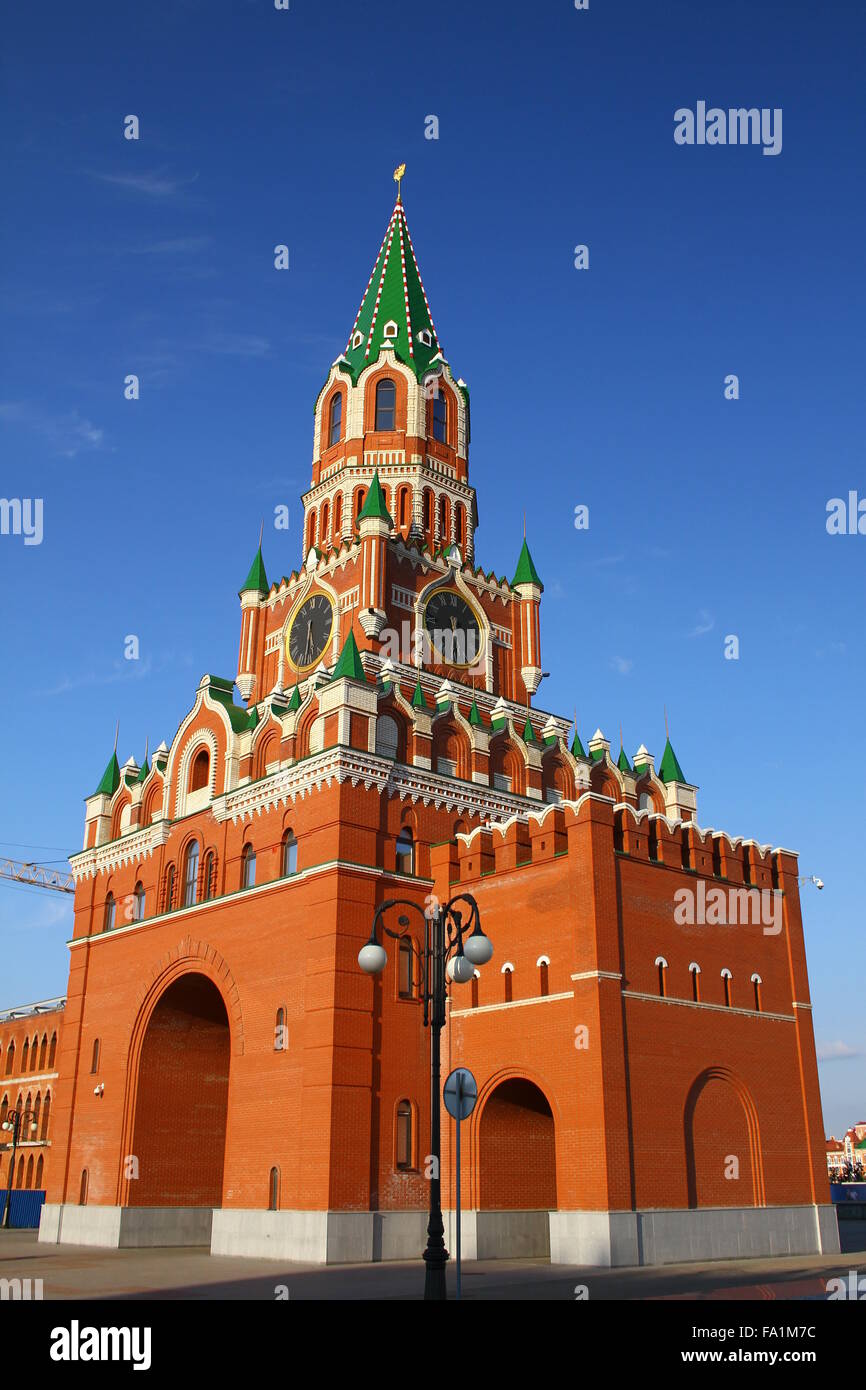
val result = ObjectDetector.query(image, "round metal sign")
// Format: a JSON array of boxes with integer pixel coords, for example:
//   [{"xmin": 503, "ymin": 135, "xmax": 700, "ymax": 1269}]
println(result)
[{"xmin": 443, "ymin": 1067, "xmax": 478, "ymax": 1120}]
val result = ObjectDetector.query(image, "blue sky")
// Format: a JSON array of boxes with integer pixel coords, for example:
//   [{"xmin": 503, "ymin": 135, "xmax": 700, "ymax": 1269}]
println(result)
[{"xmin": 0, "ymin": 0, "xmax": 862, "ymax": 1136}]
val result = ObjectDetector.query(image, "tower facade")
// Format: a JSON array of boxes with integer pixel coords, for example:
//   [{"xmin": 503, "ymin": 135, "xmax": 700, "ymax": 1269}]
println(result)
[{"xmin": 35, "ymin": 189, "xmax": 836, "ymax": 1268}]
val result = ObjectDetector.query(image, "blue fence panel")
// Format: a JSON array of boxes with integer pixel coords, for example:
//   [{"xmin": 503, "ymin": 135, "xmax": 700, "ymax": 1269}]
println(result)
[
  {"xmin": 0, "ymin": 1189, "xmax": 46, "ymax": 1228},
  {"xmin": 831, "ymin": 1182, "xmax": 866, "ymax": 1217}
]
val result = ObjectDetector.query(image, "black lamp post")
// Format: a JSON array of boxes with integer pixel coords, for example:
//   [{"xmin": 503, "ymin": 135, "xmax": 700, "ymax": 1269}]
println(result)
[
  {"xmin": 1, "ymin": 1109, "xmax": 23, "ymax": 1230},
  {"xmin": 357, "ymin": 891, "xmax": 493, "ymax": 1301}
]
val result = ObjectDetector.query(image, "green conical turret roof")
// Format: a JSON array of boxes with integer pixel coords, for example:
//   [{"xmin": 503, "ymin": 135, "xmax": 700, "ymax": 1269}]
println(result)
[
  {"xmin": 240, "ymin": 545, "xmax": 269, "ymax": 597},
  {"xmin": 135, "ymin": 754, "xmax": 150, "ymax": 784},
  {"xmin": 522, "ymin": 716, "xmax": 536, "ymax": 744},
  {"xmin": 571, "ymin": 727, "xmax": 586, "ymax": 759},
  {"xmin": 411, "ymin": 678, "xmax": 427, "ymax": 709},
  {"xmin": 288, "ymin": 682, "xmax": 302, "ymax": 712},
  {"xmin": 617, "ymin": 746, "xmax": 632, "ymax": 774},
  {"xmin": 332, "ymin": 630, "xmax": 366, "ymax": 682},
  {"xmin": 659, "ymin": 737, "xmax": 686, "ymax": 785},
  {"xmin": 512, "ymin": 538, "xmax": 543, "ymax": 591},
  {"xmin": 95, "ymin": 751, "xmax": 120, "ymax": 797},
  {"xmin": 357, "ymin": 471, "xmax": 393, "ymax": 527},
  {"xmin": 469, "ymin": 696, "xmax": 484, "ymax": 727},
  {"xmin": 342, "ymin": 195, "xmax": 444, "ymax": 384}
]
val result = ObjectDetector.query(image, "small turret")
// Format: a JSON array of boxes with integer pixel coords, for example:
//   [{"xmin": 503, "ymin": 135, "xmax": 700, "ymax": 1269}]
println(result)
[
  {"xmin": 512, "ymin": 537, "xmax": 543, "ymax": 697},
  {"xmin": 237, "ymin": 541, "xmax": 269, "ymax": 704}
]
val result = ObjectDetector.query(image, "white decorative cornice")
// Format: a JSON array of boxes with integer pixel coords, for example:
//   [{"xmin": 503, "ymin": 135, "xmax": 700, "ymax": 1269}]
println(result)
[{"xmin": 70, "ymin": 820, "xmax": 171, "ymax": 882}]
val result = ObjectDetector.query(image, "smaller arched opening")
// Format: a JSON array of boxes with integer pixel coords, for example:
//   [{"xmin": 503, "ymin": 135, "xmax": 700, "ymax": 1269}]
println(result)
[
  {"xmin": 721, "ymin": 968, "xmax": 733, "ymax": 1008},
  {"xmin": 655, "ymin": 956, "xmax": 668, "ymax": 998},
  {"xmin": 281, "ymin": 830, "xmax": 298, "ymax": 877},
  {"xmin": 501, "ymin": 962, "xmax": 514, "ymax": 1004},
  {"xmin": 689, "ymin": 963, "xmax": 701, "ymax": 1003},
  {"xmin": 268, "ymin": 1166, "xmax": 281, "ymax": 1211},
  {"xmin": 189, "ymin": 747, "xmax": 210, "ymax": 793},
  {"xmin": 327, "ymin": 391, "xmax": 342, "ymax": 449},
  {"xmin": 242, "ymin": 843, "xmax": 256, "ymax": 890},
  {"xmin": 536, "ymin": 955, "xmax": 550, "ymax": 997},
  {"xmin": 395, "ymin": 1099, "xmax": 414, "ymax": 1170},
  {"xmin": 103, "ymin": 892, "xmax": 116, "ymax": 933},
  {"xmin": 751, "ymin": 973, "xmax": 762, "ymax": 1012}
]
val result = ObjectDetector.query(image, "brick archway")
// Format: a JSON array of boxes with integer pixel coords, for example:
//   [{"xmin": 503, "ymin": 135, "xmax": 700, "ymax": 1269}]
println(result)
[
  {"xmin": 684, "ymin": 1066, "xmax": 765, "ymax": 1208},
  {"xmin": 126, "ymin": 972, "xmax": 230, "ymax": 1208},
  {"xmin": 476, "ymin": 1076, "xmax": 557, "ymax": 1211}
]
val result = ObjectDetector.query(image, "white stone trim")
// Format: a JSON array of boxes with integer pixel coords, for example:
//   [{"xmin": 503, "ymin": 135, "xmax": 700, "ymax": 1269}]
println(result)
[
  {"xmin": 622, "ymin": 990, "xmax": 793, "ymax": 1022},
  {"xmin": 450, "ymin": 990, "xmax": 573, "ymax": 1018}
]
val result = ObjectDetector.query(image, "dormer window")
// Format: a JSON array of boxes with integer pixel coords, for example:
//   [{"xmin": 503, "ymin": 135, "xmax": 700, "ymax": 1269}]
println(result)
[
  {"xmin": 328, "ymin": 392, "xmax": 342, "ymax": 448},
  {"xmin": 352, "ymin": 330, "xmax": 363, "ymax": 350},
  {"xmin": 383, "ymin": 320, "xmax": 398, "ymax": 340},
  {"xmin": 417, "ymin": 329, "xmax": 433, "ymax": 347},
  {"xmin": 375, "ymin": 378, "xmax": 396, "ymax": 431}
]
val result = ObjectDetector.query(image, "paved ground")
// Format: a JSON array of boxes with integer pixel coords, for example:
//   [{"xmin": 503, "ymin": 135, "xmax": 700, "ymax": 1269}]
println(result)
[{"xmin": 1, "ymin": 1227, "xmax": 864, "ymax": 1300}]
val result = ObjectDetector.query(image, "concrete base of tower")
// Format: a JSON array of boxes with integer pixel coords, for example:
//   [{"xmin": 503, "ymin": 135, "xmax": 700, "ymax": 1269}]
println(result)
[
  {"xmin": 209, "ymin": 1208, "xmax": 551, "ymax": 1263},
  {"xmin": 38, "ymin": 1204, "xmax": 214, "ymax": 1249},
  {"xmin": 549, "ymin": 1204, "xmax": 840, "ymax": 1267}
]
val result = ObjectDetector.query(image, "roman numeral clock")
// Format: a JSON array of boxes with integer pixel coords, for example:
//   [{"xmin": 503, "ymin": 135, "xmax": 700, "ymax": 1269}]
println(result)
[{"xmin": 286, "ymin": 592, "xmax": 335, "ymax": 674}]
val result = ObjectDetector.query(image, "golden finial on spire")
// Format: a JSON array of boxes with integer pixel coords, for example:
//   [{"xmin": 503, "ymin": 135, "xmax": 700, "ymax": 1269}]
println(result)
[{"xmin": 393, "ymin": 163, "xmax": 406, "ymax": 202}]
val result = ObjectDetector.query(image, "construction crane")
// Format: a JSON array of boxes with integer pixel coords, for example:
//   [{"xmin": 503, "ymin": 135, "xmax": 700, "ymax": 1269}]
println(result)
[{"xmin": 0, "ymin": 858, "xmax": 74, "ymax": 894}]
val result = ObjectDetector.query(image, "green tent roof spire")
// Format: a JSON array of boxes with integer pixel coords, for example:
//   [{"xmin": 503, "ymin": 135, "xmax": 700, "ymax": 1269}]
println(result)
[
  {"xmin": 469, "ymin": 695, "xmax": 484, "ymax": 727},
  {"xmin": 332, "ymin": 629, "xmax": 366, "ymax": 682},
  {"xmin": 617, "ymin": 745, "xmax": 631, "ymax": 774},
  {"xmin": 342, "ymin": 192, "xmax": 444, "ymax": 384},
  {"xmin": 357, "ymin": 471, "xmax": 393, "ymax": 526},
  {"xmin": 288, "ymin": 681, "xmax": 302, "ymax": 712},
  {"xmin": 659, "ymin": 737, "xmax": 686, "ymax": 785},
  {"xmin": 512, "ymin": 538, "xmax": 543, "ymax": 591},
  {"xmin": 95, "ymin": 750, "xmax": 121, "ymax": 797},
  {"xmin": 240, "ymin": 544, "xmax": 269, "ymax": 597},
  {"xmin": 411, "ymin": 678, "xmax": 427, "ymax": 709}
]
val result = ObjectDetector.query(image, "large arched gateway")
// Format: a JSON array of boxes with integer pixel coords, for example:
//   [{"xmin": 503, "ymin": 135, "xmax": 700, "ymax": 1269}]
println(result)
[
  {"xmin": 130, "ymin": 973, "xmax": 230, "ymax": 1207},
  {"xmin": 478, "ymin": 1078, "xmax": 557, "ymax": 1211}
]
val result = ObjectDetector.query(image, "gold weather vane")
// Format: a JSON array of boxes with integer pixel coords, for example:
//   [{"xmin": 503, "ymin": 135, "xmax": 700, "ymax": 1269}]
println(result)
[{"xmin": 393, "ymin": 163, "xmax": 406, "ymax": 202}]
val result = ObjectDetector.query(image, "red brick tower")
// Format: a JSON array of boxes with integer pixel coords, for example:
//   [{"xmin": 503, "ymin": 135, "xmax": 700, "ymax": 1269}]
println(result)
[{"xmin": 37, "ymin": 178, "xmax": 836, "ymax": 1267}]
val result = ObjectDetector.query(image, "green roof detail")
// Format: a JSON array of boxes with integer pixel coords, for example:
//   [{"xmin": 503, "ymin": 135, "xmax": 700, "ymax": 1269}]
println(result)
[
  {"xmin": 590, "ymin": 747, "xmax": 605, "ymax": 762},
  {"xmin": 288, "ymin": 683, "xmax": 301, "ymax": 712},
  {"xmin": 95, "ymin": 751, "xmax": 120, "ymax": 797},
  {"xmin": 135, "ymin": 755, "xmax": 150, "ymax": 784},
  {"xmin": 617, "ymin": 746, "xmax": 631, "ymax": 774},
  {"xmin": 659, "ymin": 737, "xmax": 686, "ymax": 785},
  {"xmin": 571, "ymin": 729, "xmax": 587, "ymax": 759},
  {"xmin": 332, "ymin": 630, "xmax": 366, "ymax": 682},
  {"xmin": 512, "ymin": 538, "xmax": 543, "ymax": 591},
  {"xmin": 469, "ymin": 696, "xmax": 484, "ymax": 727},
  {"xmin": 342, "ymin": 197, "xmax": 444, "ymax": 384},
  {"xmin": 411, "ymin": 679, "xmax": 427, "ymax": 710},
  {"xmin": 357, "ymin": 471, "xmax": 393, "ymax": 526},
  {"xmin": 522, "ymin": 717, "xmax": 536, "ymax": 744},
  {"xmin": 248, "ymin": 705, "xmax": 260, "ymax": 731},
  {"xmin": 207, "ymin": 678, "xmax": 255, "ymax": 733},
  {"xmin": 240, "ymin": 545, "xmax": 269, "ymax": 597}
]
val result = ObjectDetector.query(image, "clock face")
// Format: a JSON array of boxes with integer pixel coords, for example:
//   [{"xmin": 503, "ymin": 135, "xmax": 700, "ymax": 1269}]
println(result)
[
  {"xmin": 422, "ymin": 589, "xmax": 484, "ymax": 669},
  {"xmin": 286, "ymin": 593, "xmax": 335, "ymax": 673}
]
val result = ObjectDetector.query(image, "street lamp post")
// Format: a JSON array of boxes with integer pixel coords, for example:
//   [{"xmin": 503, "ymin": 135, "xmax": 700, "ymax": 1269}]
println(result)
[
  {"xmin": 358, "ymin": 891, "xmax": 493, "ymax": 1301},
  {"xmin": 1, "ymin": 1109, "xmax": 23, "ymax": 1230}
]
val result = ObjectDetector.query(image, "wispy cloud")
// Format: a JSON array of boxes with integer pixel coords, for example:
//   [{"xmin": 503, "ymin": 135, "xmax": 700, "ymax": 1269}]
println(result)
[
  {"xmin": 199, "ymin": 331, "xmax": 269, "ymax": 358},
  {"xmin": 611, "ymin": 656, "xmax": 634, "ymax": 676},
  {"xmin": 817, "ymin": 1040, "xmax": 861, "ymax": 1062},
  {"xmin": 0, "ymin": 401, "xmax": 106, "ymax": 458},
  {"xmin": 127, "ymin": 236, "xmax": 213, "ymax": 255},
  {"xmin": 38, "ymin": 649, "xmax": 193, "ymax": 698},
  {"xmin": 588, "ymin": 554, "xmax": 625, "ymax": 569},
  {"xmin": 687, "ymin": 609, "xmax": 715, "ymax": 638},
  {"xmin": 90, "ymin": 168, "xmax": 199, "ymax": 198}
]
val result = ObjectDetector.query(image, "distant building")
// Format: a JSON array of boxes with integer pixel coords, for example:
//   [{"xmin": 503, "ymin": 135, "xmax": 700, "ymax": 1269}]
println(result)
[{"xmin": 0, "ymin": 1000, "xmax": 65, "ymax": 1195}]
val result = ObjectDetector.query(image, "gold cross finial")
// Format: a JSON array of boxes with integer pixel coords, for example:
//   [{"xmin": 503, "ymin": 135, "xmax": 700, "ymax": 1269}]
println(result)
[{"xmin": 393, "ymin": 163, "xmax": 406, "ymax": 201}]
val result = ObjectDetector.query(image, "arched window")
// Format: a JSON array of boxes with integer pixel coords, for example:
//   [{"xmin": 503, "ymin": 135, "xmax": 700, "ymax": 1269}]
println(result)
[
  {"xmin": 0, "ymin": 1096, "xmax": 7, "ymax": 1126},
  {"xmin": 751, "ymin": 973, "xmax": 762, "ymax": 1012},
  {"xmin": 395, "ymin": 827, "xmax": 414, "ymax": 876},
  {"xmin": 38, "ymin": 1036, "xmax": 47, "ymax": 1070},
  {"xmin": 537, "ymin": 956, "xmax": 550, "ymax": 997},
  {"xmin": 305, "ymin": 509, "xmax": 317, "ymax": 554},
  {"xmin": 455, "ymin": 504, "xmax": 465, "ymax": 547},
  {"xmin": 354, "ymin": 488, "xmax": 367, "ymax": 524},
  {"xmin": 689, "ymin": 963, "xmax": 701, "ymax": 1003},
  {"xmin": 79, "ymin": 1168, "xmax": 88, "ymax": 1206},
  {"xmin": 48, "ymin": 1035, "xmax": 56, "ymax": 1068},
  {"xmin": 165, "ymin": 865, "xmax": 176, "ymax": 912},
  {"xmin": 712, "ymin": 839, "xmax": 722, "ymax": 877},
  {"xmin": 90, "ymin": 1039, "xmax": 100, "ymax": 1074},
  {"xmin": 190, "ymin": 748, "xmax": 210, "ymax": 793},
  {"xmin": 321, "ymin": 500, "xmax": 330, "ymax": 545},
  {"xmin": 183, "ymin": 840, "xmax": 200, "ymax": 908},
  {"xmin": 242, "ymin": 844, "xmax": 256, "ymax": 889},
  {"xmin": 35, "ymin": 1155, "xmax": 43, "ymax": 1189},
  {"xmin": 438, "ymin": 494, "xmax": 450, "ymax": 546},
  {"xmin": 25, "ymin": 1155, "xmax": 34, "ymax": 1190},
  {"xmin": 269, "ymin": 1166, "xmax": 280, "ymax": 1211},
  {"xmin": 15, "ymin": 1156, "xmax": 24, "ymax": 1189},
  {"xmin": 721, "ymin": 968, "xmax": 732, "ymax": 1007},
  {"xmin": 471, "ymin": 972, "xmax": 479, "ymax": 1009},
  {"xmin": 30, "ymin": 1036, "xmax": 39, "ymax": 1070},
  {"xmin": 4, "ymin": 1043, "xmax": 12, "ymax": 1075},
  {"xmin": 396, "ymin": 1100, "xmax": 413, "ymax": 1169},
  {"xmin": 328, "ymin": 392, "xmax": 342, "ymax": 448},
  {"xmin": 422, "ymin": 489, "xmax": 432, "ymax": 532},
  {"xmin": 375, "ymin": 378, "xmax": 396, "ymax": 431},
  {"xmin": 333, "ymin": 492, "xmax": 343, "ymax": 537},
  {"xmin": 41, "ymin": 1091, "xmax": 50, "ymax": 1139},
  {"xmin": 398, "ymin": 485, "xmax": 410, "ymax": 531},
  {"xmin": 203, "ymin": 851, "xmax": 216, "ymax": 901},
  {"xmin": 21, "ymin": 1039, "xmax": 29, "ymax": 1072},
  {"xmin": 502, "ymin": 962, "xmax": 514, "ymax": 1004},
  {"xmin": 655, "ymin": 956, "xmax": 668, "ymax": 998},
  {"xmin": 133, "ymin": 881, "xmax": 146, "ymax": 921},
  {"xmin": 22, "ymin": 1094, "xmax": 31, "ymax": 1140},
  {"xmin": 282, "ymin": 831, "xmax": 298, "ymax": 877},
  {"xmin": 432, "ymin": 388, "xmax": 447, "ymax": 443},
  {"xmin": 32, "ymin": 1094, "xmax": 41, "ymax": 1137},
  {"xmin": 274, "ymin": 1008, "xmax": 287, "ymax": 1052},
  {"xmin": 375, "ymin": 715, "xmax": 399, "ymax": 760},
  {"xmin": 398, "ymin": 938, "xmax": 414, "ymax": 999},
  {"xmin": 103, "ymin": 893, "xmax": 116, "ymax": 933}
]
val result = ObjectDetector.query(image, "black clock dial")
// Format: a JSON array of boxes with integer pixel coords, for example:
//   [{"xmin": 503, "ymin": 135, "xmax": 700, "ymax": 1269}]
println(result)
[
  {"xmin": 287, "ymin": 593, "xmax": 334, "ymax": 672},
  {"xmin": 423, "ymin": 589, "xmax": 483, "ymax": 668}
]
